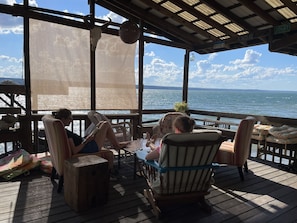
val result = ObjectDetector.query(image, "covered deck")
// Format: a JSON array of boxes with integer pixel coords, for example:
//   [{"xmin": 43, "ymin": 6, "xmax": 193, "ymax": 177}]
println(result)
[
  {"xmin": 1, "ymin": 156, "xmax": 297, "ymax": 223},
  {"xmin": 1, "ymin": 1, "xmax": 297, "ymax": 222}
]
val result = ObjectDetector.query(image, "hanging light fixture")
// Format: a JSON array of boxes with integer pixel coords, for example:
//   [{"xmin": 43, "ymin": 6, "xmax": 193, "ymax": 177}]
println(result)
[{"xmin": 119, "ymin": 21, "xmax": 140, "ymax": 44}]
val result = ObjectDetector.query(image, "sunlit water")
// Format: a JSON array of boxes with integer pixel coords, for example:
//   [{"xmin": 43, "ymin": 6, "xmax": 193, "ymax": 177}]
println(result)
[
  {"xmin": 143, "ymin": 88, "xmax": 297, "ymax": 121},
  {"xmin": 2, "ymin": 88, "xmax": 297, "ymax": 154}
]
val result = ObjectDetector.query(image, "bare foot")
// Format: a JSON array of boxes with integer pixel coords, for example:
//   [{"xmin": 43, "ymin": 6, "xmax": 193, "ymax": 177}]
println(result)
[{"xmin": 117, "ymin": 141, "xmax": 131, "ymax": 149}]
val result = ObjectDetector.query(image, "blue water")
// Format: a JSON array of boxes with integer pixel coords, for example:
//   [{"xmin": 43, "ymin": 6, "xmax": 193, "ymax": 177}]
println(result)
[
  {"xmin": 2, "ymin": 87, "xmax": 297, "ymax": 155},
  {"xmin": 143, "ymin": 88, "xmax": 297, "ymax": 119}
]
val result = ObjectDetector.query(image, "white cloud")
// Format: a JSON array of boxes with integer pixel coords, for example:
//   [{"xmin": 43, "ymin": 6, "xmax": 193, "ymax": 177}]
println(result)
[
  {"xmin": 0, "ymin": 55, "xmax": 23, "ymax": 78},
  {"xmin": 29, "ymin": 0, "xmax": 37, "ymax": 7},
  {"xmin": 230, "ymin": 49, "xmax": 262, "ymax": 65},
  {"xmin": 0, "ymin": 13, "xmax": 23, "ymax": 34},
  {"xmin": 0, "ymin": 65, "xmax": 23, "ymax": 78},
  {"xmin": 0, "ymin": 0, "xmax": 26, "ymax": 34},
  {"xmin": 143, "ymin": 57, "xmax": 183, "ymax": 86},
  {"xmin": 97, "ymin": 11, "xmax": 125, "ymax": 24},
  {"xmin": 145, "ymin": 51, "xmax": 155, "ymax": 57},
  {"xmin": 0, "ymin": 0, "xmax": 16, "ymax": 5},
  {"xmin": 0, "ymin": 55, "xmax": 22, "ymax": 63},
  {"xmin": 186, "ymin": 48, "xmax": 297, "ymax": 90},
  {"xmin": 0, "ymin": 0, "xmax": 37, "ymax": 6},
  {"xmin": 208, "ymin": 53, "xmax": 217, "ymax": 61}
]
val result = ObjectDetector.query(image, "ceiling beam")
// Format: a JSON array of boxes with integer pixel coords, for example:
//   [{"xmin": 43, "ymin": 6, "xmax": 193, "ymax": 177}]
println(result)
[
  {"xmin": 2, "ymin": 4, "xmax": 89, "ymax": 30},
  {"xmin": 196, "ymin": 28, "xmax": 272, "ymax": 54},
  {"xmin": 172, "ymin": 1, "xmax": 236, "ymax": 38},
  {"xmin": 238, "ymin": 0, "xmax": 280, "ymax": 25},
  {"xmin": 96, "ymin": 0, "xmax": 203, "ymax": 47},
  {"xmin": 280, "ymin": 0, "xmax": 297, "ymax": 16},
  {"xmin": 138, "ymin": 0, "xmax": 213, "ymax": 43},
  {"xmin": 200, "ymin": 0, "xmax": 256, "ymax": 33},
  {"xmin": 269, "ymin": 32, "xmax": 297, "ymax": 51}
]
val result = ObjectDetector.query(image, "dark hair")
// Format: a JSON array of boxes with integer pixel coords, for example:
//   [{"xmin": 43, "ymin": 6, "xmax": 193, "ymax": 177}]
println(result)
[
  {"xmin": 52, "ymin": 108, "xmax": 72, "ymax": 120},
  {"xmin": 173, "ymin": 115, "xmax": 195, "ymax": 133}
]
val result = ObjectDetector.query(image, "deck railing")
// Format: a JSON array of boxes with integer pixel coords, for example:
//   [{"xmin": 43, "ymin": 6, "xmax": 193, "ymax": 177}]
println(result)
[
  {"xmin": 15, "ymin": 113, "xmax": 140, "ymax": 155},
  {"xmin": 1, "ymin": 109, "xmax": 297, "ymax": 168}
]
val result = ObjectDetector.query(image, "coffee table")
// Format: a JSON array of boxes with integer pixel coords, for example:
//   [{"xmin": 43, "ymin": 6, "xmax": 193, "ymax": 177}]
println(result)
[{"xmin": 120, "ymin": 139, "xmax": 150, "ymax": 179}]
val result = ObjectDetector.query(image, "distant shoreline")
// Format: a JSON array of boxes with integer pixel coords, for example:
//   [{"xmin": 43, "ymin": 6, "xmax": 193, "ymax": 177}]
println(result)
[
  {"xmin": 140, "ymin": 85, "xmax": 296, "ymax": 92},
  {"xmin": 1, "ymin": 78, "xmax": 295, "ymax": 92}
]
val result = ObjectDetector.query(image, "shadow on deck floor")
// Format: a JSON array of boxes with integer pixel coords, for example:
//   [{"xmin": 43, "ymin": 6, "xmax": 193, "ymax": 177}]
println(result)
[{"xmin": 0, "ymin": 157, "xmax": 297, "ymax": 223}]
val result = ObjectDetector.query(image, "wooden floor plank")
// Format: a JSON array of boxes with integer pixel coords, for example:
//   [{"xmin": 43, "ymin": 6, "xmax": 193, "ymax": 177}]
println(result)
[{"xmin": 0, "ymin": 158, "xmax": 296, "ymax": 223}]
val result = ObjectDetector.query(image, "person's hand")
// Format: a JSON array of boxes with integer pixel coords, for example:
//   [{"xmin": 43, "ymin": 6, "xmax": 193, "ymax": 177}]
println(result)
[
  {"xmin": 145, "ymin": 133, "xmax": 158, "ymax": 147},
  {"xmin": 82, "ymin": 134, "xmax": 94, "ymax": 145}
]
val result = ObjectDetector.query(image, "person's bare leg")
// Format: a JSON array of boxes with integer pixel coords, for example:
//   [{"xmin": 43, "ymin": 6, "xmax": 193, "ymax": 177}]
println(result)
[
  {"xmin": 99, "ymin": 148, "xmax": 114, "ymax": 169},
  {"xmin": 102, "ymin": 121, "xmax": 131, "ymax": 149},
  {"xmin": 93, "ymin": 121, "xmax": 123, "ymax": 150}
]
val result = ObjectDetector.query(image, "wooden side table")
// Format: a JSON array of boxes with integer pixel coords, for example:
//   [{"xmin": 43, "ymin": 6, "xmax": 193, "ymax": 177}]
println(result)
[{"xmin": 64, "ymin": 155, "xmax": 109, "ymax": 212}]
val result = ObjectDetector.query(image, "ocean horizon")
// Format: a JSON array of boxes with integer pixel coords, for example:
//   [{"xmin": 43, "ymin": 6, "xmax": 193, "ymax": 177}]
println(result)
[
  {"xmin": 143, "ymin": 88, "xmax": 297, "ymax": 119},
  {"xmin": 1, "ymin": 81, "xmax": 297, "ymax": 154},
  {"xmin": 1, "ymin": 77, "xmax": 297, "ymax": 119},
  {"xmin": 1, "ymin": 77, "xmax": 297, "ymax": 93}
]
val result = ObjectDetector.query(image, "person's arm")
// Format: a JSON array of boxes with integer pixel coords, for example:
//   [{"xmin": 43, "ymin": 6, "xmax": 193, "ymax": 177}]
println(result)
[
  {"xmin": 145, "ymin": 143, "xmax": 161, "ymax": 160},
  {"xmin": 66, "ymin": 129, "xmax": 94, "ymax": 154},
  {"xmin": 68, "ymin": 137, "xmax": 92, "ymax": 154},
  {"xmin": 145, "ymin": 149, "xmax": 159, "ymax": 160},
  {"xmin": 146, "ymin": 134, "xmax": 160, "ymax": 151},
  {"xmin": 146, "ymin": 140, "xmax": 158, "ymax": 151}
]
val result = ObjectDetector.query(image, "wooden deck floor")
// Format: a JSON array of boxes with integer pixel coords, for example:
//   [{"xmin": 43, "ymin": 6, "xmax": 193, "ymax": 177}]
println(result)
[{"xmin": 1, "ymin": 157, "xmax": 297, "ymax": 223}]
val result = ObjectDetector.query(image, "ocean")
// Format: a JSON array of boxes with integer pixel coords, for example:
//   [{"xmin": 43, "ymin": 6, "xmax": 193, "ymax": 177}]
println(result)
[
  {"xmin": 1, "ymin": 87, "xmax": 297, "ymax": 156},
  {"xmin": 143, "ymin": 88, "xmax": 297, "ymax": 119},
  {"xmin": 1, "ymin": 76, "xmax": 296, "ymax": 119},
  {"xmin": 1, "ymin": 85, "xmax": 297, "ymax": 119},
  {"xmin": 1, "ymin": 86, "xmax": 297, "ymax": 120}
]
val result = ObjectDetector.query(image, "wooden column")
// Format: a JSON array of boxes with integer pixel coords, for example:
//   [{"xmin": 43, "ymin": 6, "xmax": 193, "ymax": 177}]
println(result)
[
  {"xmin": 183, "ymin": 49, "xmax": 190, "ymax": 103},
  {"xmin": 138, "ymin": 21, "xmax": 144, "ymax": 137},
  {"xmin": 23, "ymin": 0, "xmax": 33, "ymax": 152},
  {"xmin": 89, "ymin": 0, "xmax": 96, "ymax": 110}
]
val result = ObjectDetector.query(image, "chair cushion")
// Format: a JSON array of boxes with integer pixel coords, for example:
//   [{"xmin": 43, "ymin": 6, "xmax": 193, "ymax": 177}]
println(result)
[
  {"xmin": 266, "ymin": 135, "xmax": 297, "ymax": 145},
  {"xmin": 213, "ymin": 141, "xmax": 234, "ymax": 164},
  {"xmin": 252, "ymin": 124, "xmax": 271, "ymax": 136},
  {"xmin": 0, "ymin": 149, "xmax": 32, "ymax": 176},
  {"xmin": 42, "ymin": 115, "xmax": 72, "ymax": 175},
  {"xmin": 268, "ymin": 125, "xmax": 297, "ymax": 139}
]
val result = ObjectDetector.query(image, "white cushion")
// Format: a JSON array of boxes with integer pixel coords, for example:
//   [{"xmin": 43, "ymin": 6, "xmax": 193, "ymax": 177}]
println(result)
[{"xmin": 268, "ymin": 125, "xmax": 297, "ymax": 139}]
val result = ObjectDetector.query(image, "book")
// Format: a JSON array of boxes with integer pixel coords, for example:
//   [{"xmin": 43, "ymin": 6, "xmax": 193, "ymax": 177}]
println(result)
[{"xmin": 82, "ymin": 126, "xmax": 100, "ymax": 144}]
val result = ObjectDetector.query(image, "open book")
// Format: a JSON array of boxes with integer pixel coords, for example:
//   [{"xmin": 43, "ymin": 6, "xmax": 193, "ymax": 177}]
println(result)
[{"xmin": 82, "ymin": 125, "xmax": 100, "ymax": 144}]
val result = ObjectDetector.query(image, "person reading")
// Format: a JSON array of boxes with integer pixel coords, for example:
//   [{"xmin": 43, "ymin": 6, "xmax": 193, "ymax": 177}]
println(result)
[{"xmin": 53, "ymin": 108, "xmax": 129, "ymax": 178}]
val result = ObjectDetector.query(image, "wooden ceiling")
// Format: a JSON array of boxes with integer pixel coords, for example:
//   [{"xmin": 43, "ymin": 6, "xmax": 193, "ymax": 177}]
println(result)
[
  {"xmin": 95, "ymin": 0, "xmax": 297, "ymax": 55},
  {"xmin": 0, "ymin": 1, "xmax": 296, "ymax": 56}
]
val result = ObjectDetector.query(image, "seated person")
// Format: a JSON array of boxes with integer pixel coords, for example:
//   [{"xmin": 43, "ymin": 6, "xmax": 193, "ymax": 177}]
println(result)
[
  {"xmin": 53, "ymin": 108, "xmax": 129, "ymax": 176},
  {"xmin": 145, "ymin": 115, "xmax": 195, "ymax": 160}
]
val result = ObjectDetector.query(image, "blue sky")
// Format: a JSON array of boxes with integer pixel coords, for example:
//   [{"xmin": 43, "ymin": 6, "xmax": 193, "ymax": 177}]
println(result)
[{"xmin": 1, "ymin": 0, "xmax": 297, "ymax": 91}]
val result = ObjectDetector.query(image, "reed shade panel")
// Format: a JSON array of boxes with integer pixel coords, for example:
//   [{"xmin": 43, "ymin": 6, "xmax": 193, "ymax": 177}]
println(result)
[{"xmin": 29, "ymin": 19, "xmax": 137, "ymax": 110}]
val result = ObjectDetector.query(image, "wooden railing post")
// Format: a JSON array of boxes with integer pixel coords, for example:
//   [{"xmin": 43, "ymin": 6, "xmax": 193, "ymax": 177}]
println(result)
[{"xmin": 18, "ymin": 114, "xmax": 33, "ymax": 153}]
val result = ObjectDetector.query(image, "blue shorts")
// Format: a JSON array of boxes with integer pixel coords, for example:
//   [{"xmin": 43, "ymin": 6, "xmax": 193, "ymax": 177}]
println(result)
[{"xmin": 79, "ymin": 140, "xmax": 100, "ymax": 153}]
